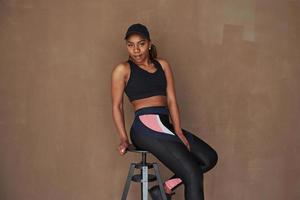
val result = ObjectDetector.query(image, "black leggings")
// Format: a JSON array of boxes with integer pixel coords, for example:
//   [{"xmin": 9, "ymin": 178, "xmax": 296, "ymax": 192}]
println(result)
[{"xmin": 130, "ymin": 106, "xmax": 218, "ymax": 200}]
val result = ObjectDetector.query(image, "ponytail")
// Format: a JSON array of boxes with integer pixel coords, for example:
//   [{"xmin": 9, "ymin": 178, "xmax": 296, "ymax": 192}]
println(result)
[{"xmin": 149, "ymin": 44, "xmax": 157, "ymax": 59}]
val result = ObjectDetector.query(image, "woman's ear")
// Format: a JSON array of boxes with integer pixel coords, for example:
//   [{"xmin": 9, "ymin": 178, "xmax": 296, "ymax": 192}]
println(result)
[{"xmin": 148, "ymin": 40, "xmax": 152, "ymax": 48}]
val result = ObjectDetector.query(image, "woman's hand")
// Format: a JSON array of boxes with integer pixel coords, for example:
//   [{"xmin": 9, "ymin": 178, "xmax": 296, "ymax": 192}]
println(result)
[
  {"xmin": 118, "ymin": 139, "xmax": 131, "ymax": 155},
  {"xmin": 177, "ymin": 132, "xmax": 191, "ymax": 151}
]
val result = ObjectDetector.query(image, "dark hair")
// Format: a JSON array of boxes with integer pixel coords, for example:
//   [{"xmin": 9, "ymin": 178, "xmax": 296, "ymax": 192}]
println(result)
[{"xmin": 149, "ymin": 43, "xmax": 157, "ymax": 59}]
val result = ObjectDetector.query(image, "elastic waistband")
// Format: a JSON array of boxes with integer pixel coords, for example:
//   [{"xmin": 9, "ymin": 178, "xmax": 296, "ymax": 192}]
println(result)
[{"xmin": 134, "ymin": 106, "xmax": 169, "ymax": 117}]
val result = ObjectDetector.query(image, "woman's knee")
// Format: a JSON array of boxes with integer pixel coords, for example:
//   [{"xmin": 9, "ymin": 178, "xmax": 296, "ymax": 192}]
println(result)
[
  {"xmin": 210, "ymin": 148, "xmax": 218, "ymax": 168},
  {"xmin": 204, "ymin": 148, "xmax": 218, "ymax": 171}
]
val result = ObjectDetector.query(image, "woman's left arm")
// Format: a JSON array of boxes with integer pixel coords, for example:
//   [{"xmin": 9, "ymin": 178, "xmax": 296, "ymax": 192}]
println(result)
[
  {"xmin": 159, "ymin": 59, "xmax": 183, "ymax": 133},
  {"xmin": 158, "ymin": 59, "xmax": 189, "ymax": 147}
]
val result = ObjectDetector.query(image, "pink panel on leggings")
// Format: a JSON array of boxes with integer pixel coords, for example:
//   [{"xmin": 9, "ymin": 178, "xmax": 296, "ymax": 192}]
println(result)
[
  {"xmin": 165, "ymin": 178, "xmax": 182, "ymax": 190},
  {"xmin": 139, "ymin": 114, "xmax": 164, "ymax": 133}
]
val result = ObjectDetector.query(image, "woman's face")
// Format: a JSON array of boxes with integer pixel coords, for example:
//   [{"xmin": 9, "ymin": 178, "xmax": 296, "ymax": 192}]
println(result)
[{"xmin": 125, "ymin": 34, "xmax": 151, "ymax": 62}]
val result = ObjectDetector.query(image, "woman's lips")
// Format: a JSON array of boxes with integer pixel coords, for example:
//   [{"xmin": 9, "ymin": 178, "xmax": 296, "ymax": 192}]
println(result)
[{"xmin": 134, "ymin": 55, "xmax": 142, "ymax": 59}]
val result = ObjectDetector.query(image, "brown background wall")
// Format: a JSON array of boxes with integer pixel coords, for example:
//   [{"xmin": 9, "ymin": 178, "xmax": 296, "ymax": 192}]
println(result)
[{"xmin": 0, "ymin": 0, "xmax": 299, "ymax": 199}]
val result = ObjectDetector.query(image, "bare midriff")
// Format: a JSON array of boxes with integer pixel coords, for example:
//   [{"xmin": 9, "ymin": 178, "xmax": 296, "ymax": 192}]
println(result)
[{"xmin": 131, "ymin": 95, "xmax": 168, "ymax": 111}]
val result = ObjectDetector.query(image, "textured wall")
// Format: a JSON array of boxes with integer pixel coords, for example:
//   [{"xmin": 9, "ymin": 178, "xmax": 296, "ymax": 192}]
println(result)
[{"xmin": 0, "ymin": 0, "xmax": 299, "ymax": 200}]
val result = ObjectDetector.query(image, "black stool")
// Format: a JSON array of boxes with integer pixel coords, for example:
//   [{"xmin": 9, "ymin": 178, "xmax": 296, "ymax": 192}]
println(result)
[{"xmin": 121, "ymin": 144, "xmax": 167, "ymax": 200}]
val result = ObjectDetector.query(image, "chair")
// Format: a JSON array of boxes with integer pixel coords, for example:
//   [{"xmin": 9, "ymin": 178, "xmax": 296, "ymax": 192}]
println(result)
[{"xmin": 121, "ymin": 144, "xmax": 168, "ymax": 200}]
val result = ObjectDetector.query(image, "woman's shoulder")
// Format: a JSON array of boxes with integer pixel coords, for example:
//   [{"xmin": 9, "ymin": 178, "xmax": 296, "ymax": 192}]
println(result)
[
  {"xmin": 111, "ymin": 60, "xmax": 130, "ymax": 77},
  {"xmin": 153, "ymin": 57, "xmax": 171, "ymax": 71}
]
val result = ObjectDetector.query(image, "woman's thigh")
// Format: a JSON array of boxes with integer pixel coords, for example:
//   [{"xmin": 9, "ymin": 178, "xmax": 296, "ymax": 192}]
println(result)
[
  {"xmin": 132, "ymin": 128, "xmax": 203, "ymax": 182},
  {"xmin": 130, "ymin": 112, "xmax": 217, "ymax": 176}
]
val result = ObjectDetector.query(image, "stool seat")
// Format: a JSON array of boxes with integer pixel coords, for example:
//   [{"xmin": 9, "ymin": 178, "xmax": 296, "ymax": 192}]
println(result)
[
  {"xmin": 127, "ymin": 144, "xmax": 148, "ymax": 153},
  {"xmin": 121, "ymin": 144, "xmax": 168, "ymax": 200}
]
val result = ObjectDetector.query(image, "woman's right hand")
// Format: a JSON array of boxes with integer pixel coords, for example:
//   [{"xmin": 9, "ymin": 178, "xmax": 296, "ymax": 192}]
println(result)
[{"xmin": 118, "ymin": 139, "xmax": 131, "ymax": 155}]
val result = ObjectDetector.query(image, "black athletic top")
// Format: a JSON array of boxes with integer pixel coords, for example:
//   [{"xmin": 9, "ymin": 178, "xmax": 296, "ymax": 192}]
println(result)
[{"xmin": 124, "ymin": 58, "xmax": 167, "ymax": 102}]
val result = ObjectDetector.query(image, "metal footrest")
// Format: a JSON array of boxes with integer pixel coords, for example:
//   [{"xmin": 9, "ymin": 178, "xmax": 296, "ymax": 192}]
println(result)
[
  {"xmin": 132, "ymin": 174, "xmax": 157, "ymax": 182},
  {"xmin": 134, "ymin": 163, "xmax": 153, "ymax": 169}
]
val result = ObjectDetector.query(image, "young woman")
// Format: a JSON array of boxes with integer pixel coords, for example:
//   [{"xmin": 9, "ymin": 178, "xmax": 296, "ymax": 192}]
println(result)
[{"xmin": 111, "ymin": 23, "xmax": 218, "ymax": 200}]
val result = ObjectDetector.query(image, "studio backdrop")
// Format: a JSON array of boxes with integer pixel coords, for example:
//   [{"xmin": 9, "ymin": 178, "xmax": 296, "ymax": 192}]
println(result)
[{"xmin": 0, "ymin": 0, "xmax": 299, "ymax": 200}]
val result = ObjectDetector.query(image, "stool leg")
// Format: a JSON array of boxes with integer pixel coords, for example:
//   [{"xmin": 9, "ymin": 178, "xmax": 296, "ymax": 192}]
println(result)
[
  {"xmin": 141, "ymin": 165, "xmax": 148, "ymax": 200},
  {"xmin": 153, "ymin": 163, "xmax": 168, "ymax": 200},
  {"xmin": 121, "ymin": 163, "xmax": 136, "ymax": 200}
]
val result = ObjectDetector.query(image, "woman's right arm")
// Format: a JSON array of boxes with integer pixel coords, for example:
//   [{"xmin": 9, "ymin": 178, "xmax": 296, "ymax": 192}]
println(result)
[{"xmin": 111, "ymin": 63, "xmax": 130, "ymax": 155}]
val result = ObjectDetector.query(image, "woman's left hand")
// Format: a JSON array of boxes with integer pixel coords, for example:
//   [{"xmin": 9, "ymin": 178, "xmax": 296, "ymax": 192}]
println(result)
[{"xmin": 177, "ymin": 132, "xmax": 191, "ymax": 151}]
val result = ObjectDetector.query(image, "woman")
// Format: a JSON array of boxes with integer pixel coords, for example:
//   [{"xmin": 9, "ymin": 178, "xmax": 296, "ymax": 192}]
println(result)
[{"xmin": 111, "ymin": 23, "xmax": 218, "ymax": 200}]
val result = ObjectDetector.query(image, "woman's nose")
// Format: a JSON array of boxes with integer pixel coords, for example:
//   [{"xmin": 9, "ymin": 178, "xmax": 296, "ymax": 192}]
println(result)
[{"xmin": 133, "ymin": 46, "xmax": 140, "ymax": 53}]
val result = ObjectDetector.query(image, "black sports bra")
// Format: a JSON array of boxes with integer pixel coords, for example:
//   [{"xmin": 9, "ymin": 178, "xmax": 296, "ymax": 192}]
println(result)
[{"xmin": 124, "ymin": 58, "xmax": 167, "ymax": 102}]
